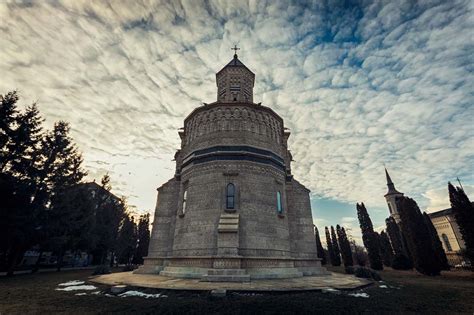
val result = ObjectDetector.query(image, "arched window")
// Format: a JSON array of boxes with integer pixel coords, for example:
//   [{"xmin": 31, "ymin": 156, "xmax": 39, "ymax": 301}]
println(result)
[
  {"xmin": 387, "ymin": 203, "xmax": 393, "ymax": 214},
  {"xmin": 441, "ymin": 233, "xmax": 452, "ymax": 252},
  {"xmin": 226, "ymin": 183, "xmax": 235, "ymax": 209},
  {"xmin": 182, "ymin": 190, "xmax": 187, "ymax": 214},
  {"xmin": 277, "ymin": 191, "xmax": 283, "ymax": 214}
]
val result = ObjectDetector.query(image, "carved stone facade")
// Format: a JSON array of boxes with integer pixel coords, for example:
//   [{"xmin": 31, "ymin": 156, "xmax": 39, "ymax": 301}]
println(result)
[{"xmin": 136, "ymin": 54, "xmax": 328, "ymax": 280}]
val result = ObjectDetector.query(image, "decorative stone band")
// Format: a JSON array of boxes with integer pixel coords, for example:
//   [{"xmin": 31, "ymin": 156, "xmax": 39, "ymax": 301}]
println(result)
[
  {"xmin": 181, "ymin": 145, "xmax": 286, "ymax": 172},
  {"xmin": 145, "ymin": 256, "xmax": 321, "ymax": 268}
]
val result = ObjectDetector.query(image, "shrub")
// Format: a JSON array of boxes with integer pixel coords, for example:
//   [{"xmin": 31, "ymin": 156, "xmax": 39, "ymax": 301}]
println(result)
[
  {"xmin": 345, "ymin": 266, "xmax": 355, "ymax": 274},
  {"xmin": 122, "ymin": 264, "xmax": 137, "ymax": 272},
  {"xmin": 92, "ymin": 265, "xmax": 111, "ymax": 275},
  {"xmin": 392, "ymin": 254, "xmax": 412, "ymax": 270},
  {"xmin": 353, "ymin": 267, "xmax": 381, "ymax": 281}
]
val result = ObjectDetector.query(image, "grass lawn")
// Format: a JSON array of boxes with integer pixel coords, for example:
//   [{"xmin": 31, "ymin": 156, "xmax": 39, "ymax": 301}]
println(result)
[{"xmin": 0, "ymin": 267, "xmax": 473, "ymax": 314}]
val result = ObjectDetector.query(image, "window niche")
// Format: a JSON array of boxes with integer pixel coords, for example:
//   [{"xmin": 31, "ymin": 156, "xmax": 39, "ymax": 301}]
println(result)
[
  {"xmin": 223, "ymin": 172, "xmax": 238, "ymax": 212},
  {"xmin": 276, "ymin": 191, "xmax": 284, "ymax": 217},
  {"xmin": 179, "ymin": 182, "xmax": 189, "ymax": 218},
  {"xmin": 226, "ymin": 183, "xmax": 235, "ymax": 210}
]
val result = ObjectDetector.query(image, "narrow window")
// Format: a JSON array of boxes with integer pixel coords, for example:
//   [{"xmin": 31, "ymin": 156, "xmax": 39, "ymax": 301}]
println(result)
[
  {"xmin": 277, "ymin": 191, "xmax": 283, "ymax": 214},
  {"xmin": 441, "ymin": 233, "xmax": 452, "ymax": 252},
  {"xmin": 182, "ymin": 190, "xmax": 187, "ymax": 214},
  {"xmin": 226, "ymin": 183, "xmax": 235, "ymax": 209},
  {"xmin": 387, "ymin": 203, "xmax": 392, "ymax": 213}
]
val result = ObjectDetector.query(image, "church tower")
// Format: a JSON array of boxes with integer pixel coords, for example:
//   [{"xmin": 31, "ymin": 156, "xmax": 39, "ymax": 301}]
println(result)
[
  {"xmin": 384, "ymin": 168, "xmax": 404, "ymax": 223},
  {"xmin": 136, "ymin": 47, "xmax": 328, "ymax": 280},
  {"xmin": 216, "ymin": 46, "xmax": 255, "ymax": 103}
]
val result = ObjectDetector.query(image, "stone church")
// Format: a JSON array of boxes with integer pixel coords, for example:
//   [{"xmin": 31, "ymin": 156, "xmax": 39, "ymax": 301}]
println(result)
[
  {"xmin": 136, "ymin": 51, "xmax": 327, "ymax": 281},
  {"xmin": 384, "ymin": 168, "xmax": 467, "ymax": 266}
]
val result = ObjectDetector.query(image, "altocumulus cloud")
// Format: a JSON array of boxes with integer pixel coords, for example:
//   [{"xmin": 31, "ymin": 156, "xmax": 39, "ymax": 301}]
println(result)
[{"xmin": 0, "ymin": 0, "xmax": 473, "ymax": 221}]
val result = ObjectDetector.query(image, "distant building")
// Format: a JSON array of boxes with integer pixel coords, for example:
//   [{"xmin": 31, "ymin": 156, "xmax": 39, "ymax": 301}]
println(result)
[
  {"xmin": 428, "ymin": 207, "xmax": 467, "ymax": 265},
  {"xmin": 384, "ymin": 168, "xmax": 404, "ymax": 223},
  {"xmin": 383, "ymin": 169, "xmax": 468, "ymax": 266}
]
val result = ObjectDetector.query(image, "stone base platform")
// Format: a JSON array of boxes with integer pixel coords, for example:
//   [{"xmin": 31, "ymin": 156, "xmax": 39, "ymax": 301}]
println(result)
[
  {"xmin": 91, "ymin": 271, "xmax": 370, "ymax": 292},
  {"xmin": 134, "ymin": 256, "xmax": 330, "ymax": 282}
]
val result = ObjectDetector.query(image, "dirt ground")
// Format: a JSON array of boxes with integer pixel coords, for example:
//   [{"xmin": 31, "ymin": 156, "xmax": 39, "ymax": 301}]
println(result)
[{"xmin": 0, "ymin": 267, "xmax": 473, "ymax": 314}]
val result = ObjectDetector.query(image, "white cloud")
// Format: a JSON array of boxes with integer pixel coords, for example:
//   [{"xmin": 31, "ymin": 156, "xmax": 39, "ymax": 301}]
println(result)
[{"xmin": 0, "ymin": 0, "xmax": 472, "ymax": 218}]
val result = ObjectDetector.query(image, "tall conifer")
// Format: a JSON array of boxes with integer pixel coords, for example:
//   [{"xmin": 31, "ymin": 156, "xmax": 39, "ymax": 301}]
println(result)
[
  {"xmin": 336, "ymin": 225, "xmax": 353, "ymax": 266},
  {"xmin": 448, "ymin": 183, "xmax": 474, "ymax": 264},
  {"xmin": 330, "ymin": 226, "xmax": 341, "ymax": 266},
  {"xmin": 423, "ymin": 213, "xmax": 450, "ymax": 270},
  {"xmin": 325, "ymin": 226, "xmax": 338, "ymax": 266},
  {"xmin": 398, "ymin": 197, "xmax": 441, "ymax": 276},
  {"xmin": 357, "ymin": 202, "xmax": 383, "ymax": 270},
  {"xmin": 379, "ymin": 231, "xmax": 394, "ymax": 267},
  {"xmin": 314, "ymin": 226, "xmax": 327, "ymax": 265}
]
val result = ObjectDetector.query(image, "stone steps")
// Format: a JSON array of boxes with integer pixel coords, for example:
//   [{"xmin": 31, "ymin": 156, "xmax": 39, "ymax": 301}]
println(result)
[{"xmin": 202, "ymin": 268, "xmax": 250, "ymax": 282}]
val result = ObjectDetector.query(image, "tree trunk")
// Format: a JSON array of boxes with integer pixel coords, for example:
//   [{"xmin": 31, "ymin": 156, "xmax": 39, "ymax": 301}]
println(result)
[
  {"xmin": 56, "ymin": 250, "xmax": 63, "ymax": 272},
  {"xmin": 6, "ymin": 247, "xmax": 22, "ymax": 276},
  {"xmin": 31, "ymin": 250, "xmax": 43, "ymax": 273}
]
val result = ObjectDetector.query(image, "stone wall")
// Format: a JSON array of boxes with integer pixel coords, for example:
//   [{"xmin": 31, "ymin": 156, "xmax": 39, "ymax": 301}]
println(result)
[
  {"xmin": 147, "ymin": 179, "xmax": 179, "ymax": 258},
  {"xmin": 286, "ymin": 179, "xmax": 319, "ymax": 259},
  {"xmin": 171, "ymin": 161, "xmax": 292, "ymax": 258}
]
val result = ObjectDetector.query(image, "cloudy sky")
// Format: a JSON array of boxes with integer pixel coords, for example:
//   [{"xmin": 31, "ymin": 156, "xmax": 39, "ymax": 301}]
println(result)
[{"xmin": 1, "ymin": 0, "xmax": 473, "ymax": 243}]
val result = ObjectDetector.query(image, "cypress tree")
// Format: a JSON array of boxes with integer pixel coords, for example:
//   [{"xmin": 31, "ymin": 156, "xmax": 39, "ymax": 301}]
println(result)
[
  {"xmin": 330, "ymin": 226, "xmax": 341, "ymax": 266},
  {"xmin": 336, "ymin": 225, "xmax": 353, "ymax": 266},
  {"xmin": 325, "ymin": 226, "xmax": 338, "ymax": 266},
  {"xmin": 314, "ymin": 226, "xmax": 327, "ymax": 265},
  {"xmin": 133, "ymin": 213, "xmax": 151, "ymax": 265},
  {"xmin": 448, "ymin": 182, "xmax": 474, "ymax": 264},
  {"xmin": 385, "ymin": 217, "xmax": 403, "ymax": 255},
  {"xmin": 357, "ymin": 202, "xmax": 383, "ymax": 270},
  {"xmin": 379, "ymin": 231, "xmax": 394, "ymax": 267},
  {"xmin": 398, "ymin": 196, "xmax": 441, "ymax": 276},
  {"xmin": 423, "ymin": 213, "xmax": 450, "ymax": 270},
  {"xmin": 117, "ymin": 215, "xmax": 137, "ymax": 266}
]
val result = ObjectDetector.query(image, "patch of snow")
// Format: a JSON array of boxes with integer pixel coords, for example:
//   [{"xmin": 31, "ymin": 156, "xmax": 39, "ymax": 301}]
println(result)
[
  {"xmin": 348, "ymin": 292, "xmax": 370, "ymax": 298},
  {"xmin": 118, "ymin": 290, "xmax": 165, "ymax": 299},
  {"xmin": 75, "ymin": 293, "xmax": 87, "ymax": 296},
  {"xmin": 91, "ymin": 291, "xmax": 101, "ymax": 295},
  {"xmin": 105, "ymin": 294, "xmax": 115, "ymax": 297},
  {"xmin": 379, "ymin": 285, "xmax": 388, "ymax": 288},
  {"xmin": 56, "ymin": 285, "xmax": 97, "ymax": 291},
  {"xmin": 322, "ymin": 288, "xmax": 339, "ymax": 292},
  {"xmin": 58, "ymin": 280, "xmax": 85, "ymax": 286}
]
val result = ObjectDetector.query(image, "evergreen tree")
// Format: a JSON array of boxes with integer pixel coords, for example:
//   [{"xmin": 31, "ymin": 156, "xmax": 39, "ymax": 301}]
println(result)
[
  {"xmin": 448, "ymin": 183, "xmax": 474, "ymax": 264},
  {"xmin": 0, "ymin": 92, "xmax": 45, "ymax": 275},
  {"xmin": 0, "ymin": 91, "xmax": 19, "ymax": 171},
  {"xmin": 357, "ymin": 202, "xmax": 383, "ymax": 270},
  {"xmin": 325, "ymin": 226, "xmax": 338, "ymax": 266},
  {"xmin": 385, "ymin": 217, "xmax": 404, "ymax": 255},
  {"xmin": 379, "ymin": 231, "xmax": 394, "ymax": 267},
  {"xmin": 91, "ymin": 175, "xmax": 126, "ymax": 266},
  {"xmin": 41, "ymin": 122, "xmax": 87, "ymax": 271},
  {"xmin": 336, "ymin": 225, "xmax": 353, "ymax": 266},
  {"xmin": 314, "ymin": 226, "xmax": 327, "ymax": 265},
  {"xmin": 330, "ymin": 226, "xmax": 341, "ymax": 266},
  {"xmin": 398, "ymin": 196, "xmax": 441, "ymax": 276},
  {"xmin": 133, "ymin": 213, "xmax": 151, "ymax": 265},
  {"xmin": 423, "ymin": 213, "xmax": 450, "ymax": 270},
  {"xmin": 117, "ymin": 215, "xmax": 137, "ymax": 266}
]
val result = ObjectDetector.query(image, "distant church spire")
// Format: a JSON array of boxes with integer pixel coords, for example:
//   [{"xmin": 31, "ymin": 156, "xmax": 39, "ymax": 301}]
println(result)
[
  {"xmin": 384, "ymin": 167, "xmax": 404, "ymax": 223},
  {"xmin": 384, "ymin": 167, "xmax": 401, "ymax": 195}
]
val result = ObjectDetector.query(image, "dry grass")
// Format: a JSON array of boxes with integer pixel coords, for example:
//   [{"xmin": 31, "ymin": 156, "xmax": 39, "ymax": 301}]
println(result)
[{"xmin": 0, "ymin": 267, "xmax": 473, "ymax": 314}]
